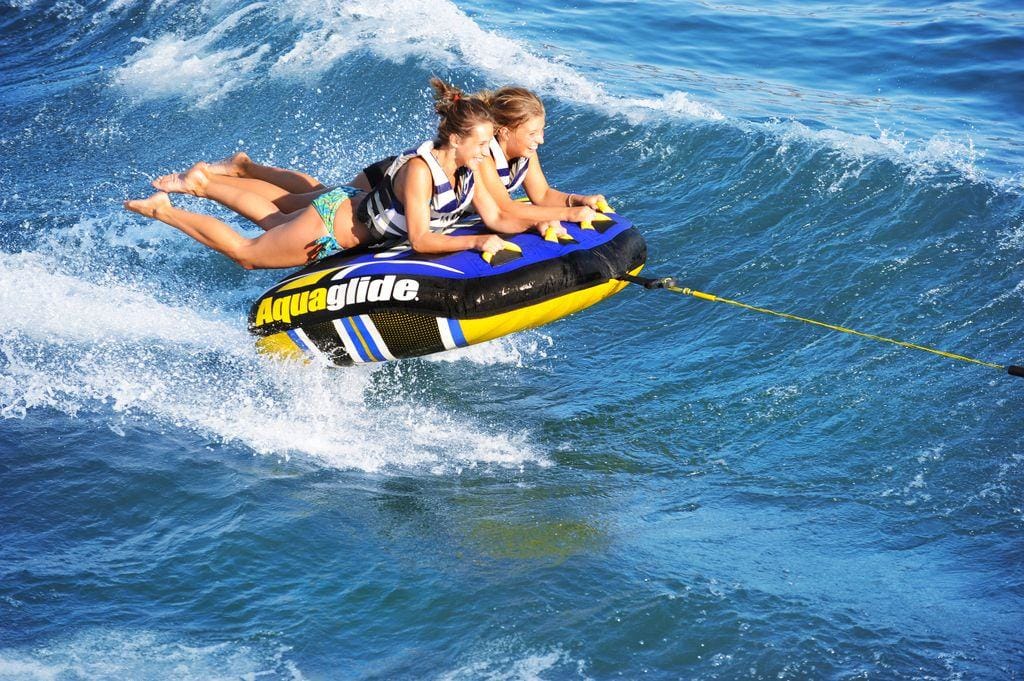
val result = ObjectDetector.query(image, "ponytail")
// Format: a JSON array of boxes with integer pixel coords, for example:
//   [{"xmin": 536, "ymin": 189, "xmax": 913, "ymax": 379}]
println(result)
[{"xmin": 429, "ymin": 77, "xmax": 494, "ymax": 147}]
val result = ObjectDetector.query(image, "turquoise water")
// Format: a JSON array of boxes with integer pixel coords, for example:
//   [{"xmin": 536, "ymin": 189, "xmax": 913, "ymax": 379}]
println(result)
[{"xmin": 1, "ymin": 0, "xmax": 1022, "ymax": 678}]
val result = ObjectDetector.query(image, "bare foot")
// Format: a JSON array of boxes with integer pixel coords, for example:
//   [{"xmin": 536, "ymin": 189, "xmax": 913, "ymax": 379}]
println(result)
[
  {"xmin": 124, "ymin": 191, "xmax": 171, "ymax": 218},
  {"xmin": 205, "ymin": 151, "xmax": 251, "ymax": 177},
  {"xmin": 151, "ymin": 163, "xmax": 211, "ymax": 196}
]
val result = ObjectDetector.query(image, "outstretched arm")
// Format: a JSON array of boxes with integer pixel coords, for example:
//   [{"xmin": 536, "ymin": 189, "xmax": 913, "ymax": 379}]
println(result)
[
  {"xmin": 397, "ymin": 160, "xmax": 508, "ymax": 255},
  {"xmin": 476, "ymin": 156, "xmax": 594, "ymax": 227},
  {"xmin": 522, "ymin": 157, "xmax": 606, "ymax": 212},
  {"xmin": 470, "ymin": 174, "xmax": 546, "ymax": 234}
]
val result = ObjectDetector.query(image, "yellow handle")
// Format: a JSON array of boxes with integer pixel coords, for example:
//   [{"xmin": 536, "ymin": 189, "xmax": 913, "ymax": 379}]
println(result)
[
  {"xmin": 580, "ymin": 220, "xmax": 594, "ymax": 231},
  {"xmin": 543, "ymin": 225, "xmax": 561, "ymax": 242},
  {"xmin": 596, "ymin": 199, "xmax": 613, "ymax": 213},
  {"xmin": 481, "ymin": 241, "xmax": 522, "ymax": 263}
]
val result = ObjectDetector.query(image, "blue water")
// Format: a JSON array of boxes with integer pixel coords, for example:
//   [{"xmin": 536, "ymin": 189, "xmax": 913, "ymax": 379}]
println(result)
[{"xmin": 2, "ymin": 0, "xmax": 1022, "ymax": 677}]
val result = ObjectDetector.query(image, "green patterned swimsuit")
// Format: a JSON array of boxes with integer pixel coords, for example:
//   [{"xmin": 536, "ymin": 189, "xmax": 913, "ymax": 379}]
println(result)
[{"xmin": 308, "ymin": 185, "xmax": 363, "ymax": 261}]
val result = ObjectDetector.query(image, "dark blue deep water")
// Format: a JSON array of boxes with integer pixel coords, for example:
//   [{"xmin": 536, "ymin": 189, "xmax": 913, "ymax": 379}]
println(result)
[{"xmin": 1, "ymin": 1, "xmax": 1022, "ymax": 678}]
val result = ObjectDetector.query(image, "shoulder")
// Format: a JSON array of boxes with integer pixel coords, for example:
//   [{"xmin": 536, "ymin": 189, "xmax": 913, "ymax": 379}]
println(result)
[
  {"xmin": 524, "ymin": 152, "xmax": 544, "ymax": 176},
  {"xmin": 476, "ymin": 155, "xmax": 501, "ymax": 181},
  {"xmin": 395, "ymin": 156, "xmax": 432, "ymax": 190}
]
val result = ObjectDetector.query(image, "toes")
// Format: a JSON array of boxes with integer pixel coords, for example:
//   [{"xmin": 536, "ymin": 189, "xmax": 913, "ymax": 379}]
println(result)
[
  {"xmin": 124, "ymin": 192, "xmax": 169, "ymax": 217},
  {"xmin": 124, "ymin": 199, "xmax": 146, "ymax": 215},
  {"xmin": 151, "ymin": 174, "xmax": 178, "ymax": 192}
]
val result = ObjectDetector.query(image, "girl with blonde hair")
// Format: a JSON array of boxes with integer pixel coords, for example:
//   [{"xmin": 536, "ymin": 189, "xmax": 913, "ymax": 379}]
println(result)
[{"xmin": 473, "ymin": 86, "xmax": 608, "ymax": 234}]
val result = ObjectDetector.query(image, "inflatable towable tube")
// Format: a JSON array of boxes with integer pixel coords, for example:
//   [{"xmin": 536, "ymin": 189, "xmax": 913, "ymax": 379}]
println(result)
[{"xmin": 248, "ymin": 211, "xmax": 646, "ymax": 365}]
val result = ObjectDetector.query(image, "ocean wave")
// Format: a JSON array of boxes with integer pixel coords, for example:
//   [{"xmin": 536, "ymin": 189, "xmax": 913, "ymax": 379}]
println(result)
[
  {"xmin": 0, "ymin": 252, "xmax": 543, "ymax": 473},
  {"xmin": 101, "ymin": 0, "xmax": 1021, "ymax": 192},
  {"xmin": 761, "ymin": 119, "xmax": 987, "ymax": 185},
  {"xmin": 112, "ymin": 3, "xmax": 270, "ymax": 108},
  {"xmin": 110, "ymin": 0, "xmax": 724, "ymax": 121},
  {"xmin": 438, "ymin": 642, "xmax": 580, "ymax": 681}
]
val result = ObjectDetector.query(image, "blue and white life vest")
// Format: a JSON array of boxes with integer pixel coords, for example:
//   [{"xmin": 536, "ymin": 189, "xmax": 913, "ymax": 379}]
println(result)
[
  {"xmin": 360, "ymin": 141, "xmax": 475, "ymax": 240},
  {"xmin": 489, "ymin": 138, "xmax": 530, "ymax": 193}
]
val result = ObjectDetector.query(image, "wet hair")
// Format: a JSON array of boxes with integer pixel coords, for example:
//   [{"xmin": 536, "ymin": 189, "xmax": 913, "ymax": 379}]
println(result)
[
  {"xmin": 430, "ymin": 77, "xmax": 494, "ymax": 148},
  {"xmin": 477, "ymin": 86, "xmax": 545, "ymax": 132}
]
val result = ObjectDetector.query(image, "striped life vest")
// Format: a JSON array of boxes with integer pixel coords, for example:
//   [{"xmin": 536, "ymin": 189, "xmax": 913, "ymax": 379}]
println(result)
[
  {"xmin": 359, "ymin": 141, "xmax": 475, "ymax": 241},
  {"xmin": 489, "ymin": 138, "xmax": 530, "ymax": 193}
]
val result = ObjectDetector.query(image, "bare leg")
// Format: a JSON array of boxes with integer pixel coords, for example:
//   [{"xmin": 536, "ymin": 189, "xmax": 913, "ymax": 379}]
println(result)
[
  {"xmin": 202, "ymin": 179, "xmax": 294, "ymax": 230},
  {"xmin": 156, "ymin": 159, "xmax": 331, "ymax": 217},
  {"xmin": 206, "ymin": 151, "xmax": 325, "ymax": 194},
  {"xmin": 207, "ymin": 176, "xmax": 329, "ymax": 214},
  {"xmin": 153, "ymin": 164, "xmax": 292, "ymax": 230},
  {"xmin": 124, "ymin": 192, "xmax": 374, "ymax": 270},
  {"xmin": 212, "ymin": 153, "xmax": 374, "ymax": 199},
  {"xmin": 203, "ymin": 175, "xmax": 294, "ymax": 203},
  {"xmin": 124, "ymin": 192, "xmax": 252, "ymax": 261}
]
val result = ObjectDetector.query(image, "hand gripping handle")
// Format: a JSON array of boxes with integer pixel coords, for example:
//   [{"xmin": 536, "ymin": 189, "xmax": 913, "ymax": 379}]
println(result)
[
  {"xmin": 542, "ymin": 224, "xmax": 577, "ymax": 244},
  {"xmin": 580, "ymin": 199, "xmax": 615, "ymax": 230}
]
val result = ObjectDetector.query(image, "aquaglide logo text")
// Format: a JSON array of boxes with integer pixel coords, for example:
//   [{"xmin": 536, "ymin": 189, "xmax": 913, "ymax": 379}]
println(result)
[{"xmin": 253, "ymin": 275, "xmax": 419, "ymax": 326}]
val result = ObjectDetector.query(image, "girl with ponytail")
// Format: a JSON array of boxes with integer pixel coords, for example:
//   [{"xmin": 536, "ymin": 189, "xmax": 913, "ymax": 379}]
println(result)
[
  {"xmin": 354, "ymin": 78, "xmax": 527, "ymax": 254},
  {"xmin": 125, "ymin": 79, "xmax": 523, "ymax": 268}
]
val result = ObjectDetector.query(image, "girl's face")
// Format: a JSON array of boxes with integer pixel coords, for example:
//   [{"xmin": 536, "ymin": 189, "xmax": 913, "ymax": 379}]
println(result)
[
  {"xmin": 503, "ymin": 115, "xmax": 545, "ymax": 158},
  {"xmin": 452, "ymin": 122, "xmax": 495, "ymax": 169}
]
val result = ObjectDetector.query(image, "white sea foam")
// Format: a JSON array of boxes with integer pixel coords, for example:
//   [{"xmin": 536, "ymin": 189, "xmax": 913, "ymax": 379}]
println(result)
[
  {"xmin": 0, "ymin": 629, "xmax": 305, "ymax": 681},
  {"xmin": 113, "ymin": 4, "xmax": 271, "ymax": 107},
  {"xmin": 104, "ymin": 0, "xmax": 1011, "ymax": 188},
  {"xmin": 438, "ymin": 643, "xmax": 580, "ymax": 681},
  {"xmin": 0, "ymin": 252, "xmax": 249, "ymax": 350},
  {"xmin": 112, "ymin": 0, "xmax": 725, "ymax": 123},
  {"xmin": 997, "ymin": 217, "xmax": 1024, "ymax": 251},
  {"xmin": 0, "ymin": 252, "xmax": 543, "ymax": 473},
  {"xmin": 269, "ymin": 0, "xmax": 596, "ymax": 94},
  {"xmin": 617, "ymin": 91, "xmax": 726, "ymax": 123},
  {"xmin": 763, "ymin": 119, "xmax": 986, "ymax": 184},
  {"xmin": 427, "ymin": 331, "xmax": 553, "ymax": 367}
]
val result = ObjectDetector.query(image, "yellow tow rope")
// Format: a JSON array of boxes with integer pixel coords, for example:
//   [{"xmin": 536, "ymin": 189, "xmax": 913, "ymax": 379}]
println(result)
[{"xmin": 619, "ymin": 274, "xmax": 1023, "ymax": 378}]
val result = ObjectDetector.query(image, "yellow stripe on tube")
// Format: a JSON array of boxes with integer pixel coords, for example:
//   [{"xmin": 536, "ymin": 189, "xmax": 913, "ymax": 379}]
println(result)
[
  {"xmin": 458, "ymin": 266, "xmax": 643, "ymax": 345},
  {"xmin": 255, "ymin": 331, "xmax": 306, "ymax": 361},
  {"xmin": 347, "ymin": 319, "xmax": 379, "ymax": 362},
  {"xmin": 275, "ymin": 267, "xmax": 342, "ymax": 293}
]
